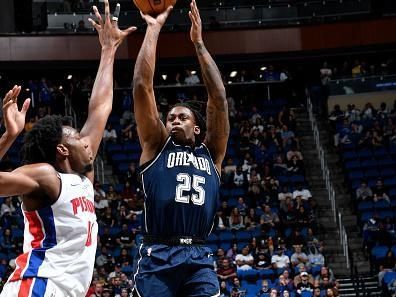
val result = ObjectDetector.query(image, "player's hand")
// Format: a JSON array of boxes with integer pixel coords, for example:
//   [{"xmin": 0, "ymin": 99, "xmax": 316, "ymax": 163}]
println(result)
[
  {"xmin": 88, "ymin": 0, "xmax": 136, "ymax": 50},
  {"xmin": 2, "ymin": 85, "xmax": 30, "ymax": 138},
  {"xmin": 189, "ymin": 0, "xmax": 203, "ymax": 44},
  {"xmin": 140, "ymin": 6, "xmax": 173, "ymax": 29}
]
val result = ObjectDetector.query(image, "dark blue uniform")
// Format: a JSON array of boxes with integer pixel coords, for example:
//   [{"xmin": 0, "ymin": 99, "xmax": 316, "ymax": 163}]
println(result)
[{"xmin": 133, "ymin": 137, "xmax": 220, "ymax": 297}]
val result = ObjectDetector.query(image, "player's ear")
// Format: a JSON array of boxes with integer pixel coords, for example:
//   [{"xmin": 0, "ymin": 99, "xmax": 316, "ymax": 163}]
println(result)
[
  {"xmin": 56, "ymin": 144, "xmax": 70, "ymax": 158},
  {"xmin": 194, "ymin": 125, "xmax": 201, "ymax": 135}
]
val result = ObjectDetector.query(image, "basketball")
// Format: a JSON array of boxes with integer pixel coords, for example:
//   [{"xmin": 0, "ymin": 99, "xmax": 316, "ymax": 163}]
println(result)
[{"xmin": 133, "ymin": 0, "xmax": 177, "ymax": 16}]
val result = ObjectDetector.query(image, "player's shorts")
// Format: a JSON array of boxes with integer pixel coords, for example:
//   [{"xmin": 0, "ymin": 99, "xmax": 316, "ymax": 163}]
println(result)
[
  {"xmin": 0, "ymin": 277, "xmax": 69, "ymax": 297},
  {"xmin": 133, "ymin": 244, "xmax": 220, "ymax": 297}
]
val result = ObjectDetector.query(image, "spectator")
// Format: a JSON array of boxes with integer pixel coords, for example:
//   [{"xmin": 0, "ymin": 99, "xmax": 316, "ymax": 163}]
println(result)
[
  {"xmin": 260, "ymin": 205, "xmax": 280, "ymax": 232},
  {"xmin": 291, "ymin": 244, "xmax": 309, "ymax": 268},
  {"xmin": 115, "ymin": 224, "xmax": 135, "ymax": 249},
  {"xmin": 356, "ymin": 180, "xmax": 373, "ymax": 201},
  {"xmin": 255, "ymin": 279, "xmax": 271, "ymax": 297},
  {"xmin": 293, "ymin": 184, "xmax": 312, "ymax": 201},
  {"xmin": 219, "ymin": 280, "xmax": 230, "ymax": 297},
  {"xmin": 254, "ymin": 251, "xmax": 271, "ymax": 270},
  {"xmin": 373, "ymin": 178, "xmax": 390, "ymax": 203},
  {"xmin": 184, "ymin": 69, "xmax": 200, "ymax": 84},
  {"xmin": 378, "ymin": 250, "xmax": 396, "ymax": 284},
  {"xmin": 271, "ymin": 248, "xmax": 290, "ymax": 271},
  {"xmin": 294, "ymin": 265, "xmax": 314, "ymax": 287},
  {"xmin": 217, "ymin": 258, "xmax": 237, "ymax": 282},
  {"xmin": 308, "ymin": 245, "xmax": 325, "ymax": 269},
  {"xmin": 296, "ymin": 271, "xmax": 315, "ymax": 297},
  {"xmin": 229, "ymin": 207, "xmax": 245, "ymax": 230},
  {"xmin": 103, "ymin": 123, "xmax": 118, "ymax": 143},
  {"xmin": 235, "ymin": 246, "xmax": 254, "ymax": 271}
]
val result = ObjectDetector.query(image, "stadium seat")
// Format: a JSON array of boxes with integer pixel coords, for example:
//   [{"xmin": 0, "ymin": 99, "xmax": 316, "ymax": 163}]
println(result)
[
  {"xmin": 236, "ymin": 230, "xmax": 251, "ymax": 242},
  {"xmin": 374, "ymin": 199, "xmax": 391, "ymax": 210},
  {"xmin": 357, "ymin": 201, "xmax": 374, "ymax": 211},
  {"xmin": 218, "ymin": 230, "xmax": 234, "ymax": 242},
  {"xmin": 371, "ymin": 245, "xmax": 388, "ymax": 260}
]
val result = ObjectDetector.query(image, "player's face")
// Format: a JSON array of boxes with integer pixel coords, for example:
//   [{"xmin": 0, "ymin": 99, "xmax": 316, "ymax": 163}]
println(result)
[
  {"xmin": 62, "ymin": 126, "xmax": 93, "ymax": 174},
  {"xmin": 166, "ymin": 106, "xmax": 200, "ymax": 145}
]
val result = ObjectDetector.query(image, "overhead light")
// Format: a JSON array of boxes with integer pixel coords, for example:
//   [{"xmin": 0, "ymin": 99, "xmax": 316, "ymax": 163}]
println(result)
[
  {"xmin": 191, "ymin": 70, "xmax": 197, "ymax": 75},
  {"xmin": 260, "ymin": 66, "xmax": 267, "ymax": 71},
  {"xmin": 26, "ymin": 88, "xmax": 30, "ymax": 92},
  {"xmin": 67, "ymin": 74, "xmax": 73, "ymax": 80},
  {"xmin": 227, "ymin": 81, "xmax": 232, "ymax": 84},
  {"xmin": 59, "ymin": 86, "xmax": 63, "ymax": 90},
  {"xmin": 161, "ymin": 74, "xmax": 167, "ymax": 80},
  {"xmin": 230, "ymin": 71, "xmax": 238, "ymax": 78}
]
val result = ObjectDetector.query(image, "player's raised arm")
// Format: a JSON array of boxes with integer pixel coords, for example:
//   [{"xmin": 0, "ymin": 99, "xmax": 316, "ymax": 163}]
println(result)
[
  {"xmin": 189, "ymin": 0, "xmax": 229, "ymax": 172},
  {"xmin": 0, "ymin": 86, "xmax": 30, "ymax": 160},
  {"xmin": 81, "ymin": 0, "xmax": 136, "ymax": 178},
  {"xmin": 133, "ymin": 7, "xmax": 173, "ymax": 165}
]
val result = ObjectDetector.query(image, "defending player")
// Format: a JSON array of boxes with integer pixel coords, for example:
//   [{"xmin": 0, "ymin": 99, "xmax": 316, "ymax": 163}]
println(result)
[
  {"xmin": 0, "ymin": 1, "xmax": 136, "ymax": 296},
  {"xmin": 132, "ymin": 0, "xmax": 229, "ymax": 296}
]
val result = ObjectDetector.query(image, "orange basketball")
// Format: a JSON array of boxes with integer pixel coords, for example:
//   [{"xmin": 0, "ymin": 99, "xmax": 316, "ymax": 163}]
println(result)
[{"xmin": 133, "ymin": 0, "xmax": 177, "ymax": 16}]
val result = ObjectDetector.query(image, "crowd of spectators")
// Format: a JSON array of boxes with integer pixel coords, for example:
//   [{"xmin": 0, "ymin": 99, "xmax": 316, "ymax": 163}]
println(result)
[{"xmin": 0, "ymin": 69, "xmax": 338, "ymax": 297}]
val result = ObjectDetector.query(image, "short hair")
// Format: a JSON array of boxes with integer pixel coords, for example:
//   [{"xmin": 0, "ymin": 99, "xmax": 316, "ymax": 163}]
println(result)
[
  {"xmin": 22, "ymin": 115, "xmax": 71, "ymax": 165},
  {"xmin": 168, "ymin": 101, "xmax": 206, "ymax": 143}
]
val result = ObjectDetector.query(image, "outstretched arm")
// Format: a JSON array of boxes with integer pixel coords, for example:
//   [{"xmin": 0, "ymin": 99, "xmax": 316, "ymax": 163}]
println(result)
[
  {"xmin": 189, "ymin": 0, "xmax": 229, "ymax": 172},
  {"xmin": 81, "ymin": 0, "xmax": 136, "ymax": 180},
  {"xmin": 133, "ymin": 7, "xmax": 173, "ymax": 165},
  {"xmin": 0, "ymin": 86, "xmax": 30, "ymax": 160}
]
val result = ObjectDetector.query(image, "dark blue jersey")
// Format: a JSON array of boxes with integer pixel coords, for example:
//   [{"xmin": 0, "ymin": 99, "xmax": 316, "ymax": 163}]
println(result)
[{"xmin": 140, "ymin": 137, "xmax": 220, "ymax": 239}]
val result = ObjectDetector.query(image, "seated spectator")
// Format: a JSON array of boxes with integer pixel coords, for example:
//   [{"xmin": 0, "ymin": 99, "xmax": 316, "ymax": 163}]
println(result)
[
  {"xmin": 287, "ymin": 155, "xmax": 304, "ymax": 175},
  {"xmin": 254, "ymin": 251, "xmax": 271, "ymax": 270},
  {"xmin": 214, "ymin": 209, "xmax": 229, "ymax": 230},
  {"xmin": 286, "ymin": 146, "xmax": 303, "ymax": 161},
  {"xmin": 235, "ymin": 246, "xmax": 254, "ymax": 271},
  {"xmin": 294, "ymin": 265, "xmax": 314, "ymax": 287},
  {"xmin": 307, "ymin": 245, "xmax": 325, "ymax": 269},
  {"xmin": 313, "ymin": 287, "xmax": 322, "ymax": 297},
  {"xmin": 325, "ymin": 287, "xmax": 339, "ymax": 297},
  {"xmin": 233, "ymin": 166, "xmax": 247, "ymax": 187},
  {"xmin": 184, "ymin": 69, "xmax": 200, "ymax": 84},
  {"xmin": 0, "ymin": 228, "xmax": 16, "ymax": 254},
  {"xmin": 373, "ymin": 178, "xmax": 390, "ymax": 203},
  {"xmin": 277, "ymin": 272, "xmax": 294, "ymax": 293},
  {"xmin": 315, "ymin": 266, "xmax": 337, "ymax": 288},
  {"xmin": 100, "ymin": 207, "xmax": 115, "ymax": 228},
  {"xmin": 279, "ymin": 186, "xmax": 293, "ymax": 202},
  {"xmin": 230, "ymin": 277, "xmax": 247, "ymax": 295},
  {"xmin": 115, "ymin": 224, "xmax": 135, "ymax": 249},
  {"xmin": 103, "ymin": 123, "xmax": 117, "ymax": 143},
  {"xmin": 293, "ymin": 184, "xmax": 312, "ymax": 201},
  {"xmin": 255, "ymin": 280, "xmax": 271, "ymax": 297},
  {"xmin": 271, "ymin": 248, "xmax": 290, "ymax": 271},
  {"xmin": 229, "ymin": 207, "xmax": 245, "ymax": 230},
  {"xmin": 226, "ymin": 243, "xmax": 238, "ymax": 263},
  {"xmin": 217, "ymin": 258, "xmax": 237, "ymax": 282},
  {"xmin": 356, "ymin": 180, "xmax": 373, "ymax": 201},
  {"xmin": 378, "ymin": 250, "xmax": 396, "ymax": 285},
  {"xmin": 260, "ymin": 205, "xmax": 280, "ymax": 232},
  {"xmin": 361, "ymin": 102, "xmax": 376, "ymax": 120},
  {"xmin": 95, "ymin": 194, "xmax": 109, "ymax": 211},
  {"xmin": 282, "ymin": 290, "xmax": 291, "ymax": 297},
  {"xmin": 291, "ymin": 244, "xmax": 309, "ymax": 268},
  {"xmin": 215, "ymin": 248, "xmax": 227, "ymax": 268},
  {"xmin": 219, "ymin": 281, "xmax": 230, "ymax": 297},
  {"xmin": 116, "ymin": 248, "xmax": 133, "ymax": 266},
  {"xmin": 296, "ymin": 271, "xmax": 315, "ymax": 296},
  {"xmin": 236, "ymin": 197, "xmax": 248, "ymax": 217}
]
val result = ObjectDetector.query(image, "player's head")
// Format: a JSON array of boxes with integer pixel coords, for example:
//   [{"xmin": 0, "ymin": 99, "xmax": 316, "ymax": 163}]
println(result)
[
  {"xmin": 165, "ymin": 102, "xmax": 206, "ymax": 146},
  {"xmin": 22, "ymin": 115, "xmax": 93, "ymax": 174}
]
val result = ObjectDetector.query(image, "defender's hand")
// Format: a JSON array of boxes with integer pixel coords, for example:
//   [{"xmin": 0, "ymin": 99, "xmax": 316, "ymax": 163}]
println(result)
[
  {"xmin": 88, "ymin": 0, "xmax": 136, "ymax": 50},
  {"xmin": 3, "ymin": 85, "xmax": 30, "ymax": 138},
  {"xmin": 189, "ymin": 0, "xmax": 203, "ymax": 44}
]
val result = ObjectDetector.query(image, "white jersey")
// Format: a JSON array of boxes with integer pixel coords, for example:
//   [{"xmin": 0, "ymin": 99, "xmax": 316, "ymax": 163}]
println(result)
[{"xmin": 7, "ymin": 173, "xmax": 98, "ymax": 296}]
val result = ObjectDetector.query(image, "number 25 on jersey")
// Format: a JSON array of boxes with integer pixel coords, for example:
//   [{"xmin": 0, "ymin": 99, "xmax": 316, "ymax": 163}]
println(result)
[{"xmin": 175, "ymin": 173, "xmax": 206, "ymax": 205}]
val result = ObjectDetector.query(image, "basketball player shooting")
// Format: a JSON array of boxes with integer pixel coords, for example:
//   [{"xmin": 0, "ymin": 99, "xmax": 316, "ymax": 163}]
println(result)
[
  {"xmin": 0, "ymin": 85, "xmax": 30, "ymax": 160},
  {"xmin": 132, "ymin": 0, "xmax": 229, "ymax": 296},
  {"xmin": 0, "ymin": 1, "xmax": 136, "ymax": 296}
]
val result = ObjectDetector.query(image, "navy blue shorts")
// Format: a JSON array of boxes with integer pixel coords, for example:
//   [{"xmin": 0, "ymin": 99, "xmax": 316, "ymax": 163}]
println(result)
[{"xmin": 133, "ymin": 244, "xmax": 220, "ymax": 297}]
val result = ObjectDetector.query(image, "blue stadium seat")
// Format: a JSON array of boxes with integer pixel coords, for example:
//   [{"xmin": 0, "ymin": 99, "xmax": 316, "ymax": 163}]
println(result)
[
  {"xmin": 357, "ymin": 149, "xmax": 373, "ymax": 159},
  {"xmin": 371, "ymin": 245, "xmax": 388, "ymax": 260},
  {"xmin": 385, "ymin": 177, "xmax": 396, "ymax": 187},
  {"xmin": 358, "ymin": 201, "xmax": 374, "ymax": 211},
  {"xmin": 106, "ymin": 143, "xmax": 123, "ymax": 153},
  {"xmin": 360, "ymin": 211, "xmax": 374, "ymax": 223},
  {"xmin": 258, "ymin": 268, "xmax": 274, "ymax": 279},
  {"xmin": 364, "ymin": 169, "xmax": 379, "ymax": 179},
  {"xmin": 207, "ymin": 233, "xmax": 218, "ymax": 243},
  {"xmin": 219, "ymin": 242, "xmax": 231, "ymax": 251},
  {"xmin": 345, "ymin": 160, "xmax": 361, "ymax": 170},
  {"xmin": 374, "ymin": 199, "xmax": 391, "ymax": 210},
  {"xmin": 301, "ymin": 291, "xmax": 313, "ymax": 297},
  {"xmin": 206, "ymin": 243, "xmax": 218, "ymax": 252},
  {"xmin": 378, "ymin": 210, "xmax": 393, "ymax": 219},
  {"xmin": 383, "ymin": 271, "xmax": 396, "ymax": 286},
  {"xmin": 236, "ymin": 230, "xmax": 251, "ymax": 242},
  {"xmin": 230, "ymin": 188, "xmax": 246, "ymax": 198},
  {"xmin": 117, "ymin": 163, "xmax": 129, "ymax": 174},
  {"xmin": 348, "ymin": 171, "xmax": 364, "ymax": 181},
  {"xmin": 342, "ymin": 151, "xmax": 358, "ymax": 160},
  {"xmin": 219, "ymin": 230, "xmax": 234, "ymax": 242},
  {"xmin": 360, "ymin": 159, "xmax": 377, "ymax": 169},
  {"xmin": 381, "ymin": 168, "xmax": 396, "ymax": 178}
]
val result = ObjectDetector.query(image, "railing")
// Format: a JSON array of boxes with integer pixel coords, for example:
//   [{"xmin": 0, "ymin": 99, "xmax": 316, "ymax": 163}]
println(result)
[
  {"xmin": 94, "ymin": 157, "xmax": 105, "ymax": 185},
  {"xmin": 307, "ymin": 96, "xmax": 350, "ymax": 269},
  {"xmin": 64, "ymin": 94, "xmax": 77, "ymax": 127}
]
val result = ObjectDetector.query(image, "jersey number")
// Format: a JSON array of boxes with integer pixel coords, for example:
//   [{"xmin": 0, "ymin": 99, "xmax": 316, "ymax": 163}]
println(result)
[
  {"xmin": 175, "ymin": 173, "xmax": 205, "ymax": 205},
  {"xmin": 85, "ymin": 221, "xmax": 94, "ymax": 247}
]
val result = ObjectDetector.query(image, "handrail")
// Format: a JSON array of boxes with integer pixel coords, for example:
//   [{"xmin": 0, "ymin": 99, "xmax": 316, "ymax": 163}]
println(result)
[
  {"xmin": 64, "ymin": 94, "xmax": 77, "ymax": 127},
  {"xmin": 307, "ymin": 96, "xmax": 350, "ymax": 269}
]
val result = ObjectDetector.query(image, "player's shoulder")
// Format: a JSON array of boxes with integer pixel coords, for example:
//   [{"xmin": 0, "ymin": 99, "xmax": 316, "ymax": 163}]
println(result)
[{"xmin": 14, "ymin": 163, "xmax": 58, "ymax": 177}]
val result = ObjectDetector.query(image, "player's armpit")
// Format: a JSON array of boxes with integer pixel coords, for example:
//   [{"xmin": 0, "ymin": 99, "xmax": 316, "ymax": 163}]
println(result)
[{"xmin": 0, "ymin": 163, "xmax": 59, "ymax": 197}]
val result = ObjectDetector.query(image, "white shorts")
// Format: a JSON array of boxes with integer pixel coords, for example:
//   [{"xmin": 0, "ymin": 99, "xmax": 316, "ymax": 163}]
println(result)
[{"xmin": 0, "ymin": 278, "xmax": 69, "ymax": 297}]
